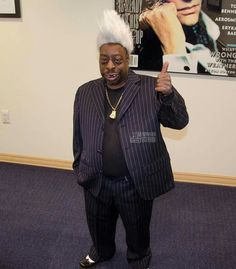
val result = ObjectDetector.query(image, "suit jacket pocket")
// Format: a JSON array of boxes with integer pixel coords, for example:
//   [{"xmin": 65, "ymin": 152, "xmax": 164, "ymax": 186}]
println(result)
[
  {"xmin": 144, "ymin": 156, "xmax": 171, "ymax": 176},
  {"xmin": 76, "ymin": 161, "xmax": 97, "ymax": 187}
]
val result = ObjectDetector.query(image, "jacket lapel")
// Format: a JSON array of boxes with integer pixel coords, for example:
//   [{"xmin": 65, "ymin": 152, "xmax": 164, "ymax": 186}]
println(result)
[
  {"xmin": 90, "ymin": 78, "xmax": 105, "ymax": 121},
  {"xmin": 117, "ymin": 70, "xmax": 140, "ymax": 121}
]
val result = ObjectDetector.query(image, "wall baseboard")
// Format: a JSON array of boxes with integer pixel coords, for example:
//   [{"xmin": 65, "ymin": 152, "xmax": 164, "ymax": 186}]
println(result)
[
  {"xmin": 174, "ymin": 172, "xmax": 236, "ymax": 187},
  {"xmin": 1, "ymin": 153, "xmax": 235, "ymax": 187},
  {"xmin": 0, "ymin": 153, "xmax": 72, "ymax": 170}
]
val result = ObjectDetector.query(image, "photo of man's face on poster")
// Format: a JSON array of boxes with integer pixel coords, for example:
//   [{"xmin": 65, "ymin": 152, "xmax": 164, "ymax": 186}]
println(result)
[{"xmin": 115, "ymin": 0, "xmax": 236, "ymax": 77}]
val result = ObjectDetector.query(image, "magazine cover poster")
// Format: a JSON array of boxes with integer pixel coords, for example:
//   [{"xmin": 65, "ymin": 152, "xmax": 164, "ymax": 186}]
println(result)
[{"xmin": 115, "ymin": 0, "xmax": 236, "ymax": 77}]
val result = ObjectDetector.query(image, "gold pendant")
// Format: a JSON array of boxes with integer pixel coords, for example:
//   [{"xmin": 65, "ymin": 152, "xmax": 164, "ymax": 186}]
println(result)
[{"xmin": 109, "ymin": 110, "xmax": 116, "ymax": 119}]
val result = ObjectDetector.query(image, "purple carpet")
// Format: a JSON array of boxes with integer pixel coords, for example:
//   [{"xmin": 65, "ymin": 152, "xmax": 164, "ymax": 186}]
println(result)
[{"xmin": 0, "ymin": 162, "xmax": 235, "ymax": 269}]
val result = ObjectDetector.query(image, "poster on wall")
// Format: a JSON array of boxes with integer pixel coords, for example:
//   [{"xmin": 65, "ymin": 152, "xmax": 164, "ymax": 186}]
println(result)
[{"xmin": 115, "ymin": 0, "xmax": 236, "ymax": 77}]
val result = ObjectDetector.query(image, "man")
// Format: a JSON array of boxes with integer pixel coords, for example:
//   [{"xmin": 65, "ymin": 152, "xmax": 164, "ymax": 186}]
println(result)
[
  {"xmin": 73, "ymin": 10, "xmax": 188, "ymax": 269},
  {"xmin": 137, "ymin": 0, "xmax": 227, "ymax": 75}
]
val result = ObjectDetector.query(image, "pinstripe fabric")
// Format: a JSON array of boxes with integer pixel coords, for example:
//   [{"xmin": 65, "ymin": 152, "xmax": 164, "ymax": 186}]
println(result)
[
  {"xmin": 84, "ymin": 176, "xmax": 153, "ymax": 268},
  {"xmin": 73, "ymin": 69, "xmax": 189, "ymax": 199}
]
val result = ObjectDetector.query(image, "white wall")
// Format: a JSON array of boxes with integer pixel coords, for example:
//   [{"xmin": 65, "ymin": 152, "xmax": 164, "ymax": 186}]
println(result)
[{"xmin": 0, "ymin": 0, "xmax": 235, "ymax": 177}]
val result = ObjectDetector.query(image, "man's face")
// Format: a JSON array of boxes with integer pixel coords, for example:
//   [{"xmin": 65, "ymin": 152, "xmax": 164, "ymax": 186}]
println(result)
[
  {"xmin": 167, "ymin": 0, "xmax": 202, "ymax": 26},
  {"xmin": 99, "ymin": 43, "xmax": 129, "ymax": 89}
]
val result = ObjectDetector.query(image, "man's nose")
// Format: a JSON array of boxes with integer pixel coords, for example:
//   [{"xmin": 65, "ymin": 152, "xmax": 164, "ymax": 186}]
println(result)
[{"xmin": 106, "ymin": 59, "xmax": 115, "ymax": 69}]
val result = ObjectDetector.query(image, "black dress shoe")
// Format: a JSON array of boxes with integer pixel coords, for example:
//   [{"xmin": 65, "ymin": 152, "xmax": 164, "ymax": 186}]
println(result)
[{"xmin": 80, "ymin": 255, "xmax": 97, "ymax": 268}]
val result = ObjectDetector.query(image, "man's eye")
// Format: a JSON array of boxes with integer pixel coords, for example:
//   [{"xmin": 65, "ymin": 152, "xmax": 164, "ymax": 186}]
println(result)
[
  {"xmin": 114, "ymin": 59, "xmax": 122, "ymax": 64},
  {"xmin": 100, "ymin": 59, "xmax": 108, "ymax": 64}
]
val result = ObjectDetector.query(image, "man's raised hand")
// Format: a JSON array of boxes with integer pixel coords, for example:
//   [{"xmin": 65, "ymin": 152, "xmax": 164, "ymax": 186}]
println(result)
[{"xmin": 155, "ymin": 62, "xmax": 173, "ymax": 96}]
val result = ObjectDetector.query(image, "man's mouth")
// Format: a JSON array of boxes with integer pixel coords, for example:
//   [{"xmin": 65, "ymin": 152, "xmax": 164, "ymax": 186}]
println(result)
[
  {"xmin": 105, "ymin": 73, "xmax": 119, "ymax": 81},
  {"xmin": 177, "ymin": 4, "xmax": 199, "ymax": 15}
]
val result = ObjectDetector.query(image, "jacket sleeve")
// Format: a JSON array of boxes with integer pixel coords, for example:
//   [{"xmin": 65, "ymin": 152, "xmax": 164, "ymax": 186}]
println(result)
[
  {"xmin": 72, "ymin": 89, "xmax": 83, "ymax": 171},
  {"xmin": 158, "ymin": 86, "xmax": 189, "ymax": 130}
]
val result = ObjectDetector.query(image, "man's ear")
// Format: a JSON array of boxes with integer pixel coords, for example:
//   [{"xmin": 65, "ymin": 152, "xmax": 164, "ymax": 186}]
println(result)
[
  {"xmin": 126, "ymin": 51, "xmax": 130, "ymax": 61},
  {"xmin": 126, "ymin": 56, "xmax": 130, "ymax": 66}
]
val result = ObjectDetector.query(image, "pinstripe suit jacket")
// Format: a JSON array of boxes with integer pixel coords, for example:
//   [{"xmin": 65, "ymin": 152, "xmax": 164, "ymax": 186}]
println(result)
[{"xmin": 73, "ymin": 69, "xmax": 188, "ymax": 200}]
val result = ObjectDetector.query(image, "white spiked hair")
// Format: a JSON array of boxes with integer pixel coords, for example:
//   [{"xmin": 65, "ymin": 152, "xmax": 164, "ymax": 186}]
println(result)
[{"xmin": 97, "ymin": 10, "xmax": 134, "ymax": 54}]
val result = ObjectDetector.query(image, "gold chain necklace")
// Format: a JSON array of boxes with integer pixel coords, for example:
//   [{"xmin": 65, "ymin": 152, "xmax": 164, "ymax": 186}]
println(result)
[{"xmin": 105, "ymin": 88, "xmax": 125, "ymax": 119}]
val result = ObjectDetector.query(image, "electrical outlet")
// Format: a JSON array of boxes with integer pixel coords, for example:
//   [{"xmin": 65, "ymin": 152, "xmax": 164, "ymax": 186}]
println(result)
[{"xmin": 1, "ymin": 110, "xmax": 10, "ymax": 124}]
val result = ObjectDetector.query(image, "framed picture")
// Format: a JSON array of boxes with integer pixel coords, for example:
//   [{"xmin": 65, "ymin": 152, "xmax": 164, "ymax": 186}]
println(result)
[{"xmin": 0, "ymin": 0, "xmax": 21, "ymax": 18}]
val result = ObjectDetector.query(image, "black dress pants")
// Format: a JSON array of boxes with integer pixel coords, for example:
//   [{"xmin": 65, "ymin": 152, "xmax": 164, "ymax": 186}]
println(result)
[{"xmin": 84, "ymin": 176, "xmax": 153, "ymax": 269}]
